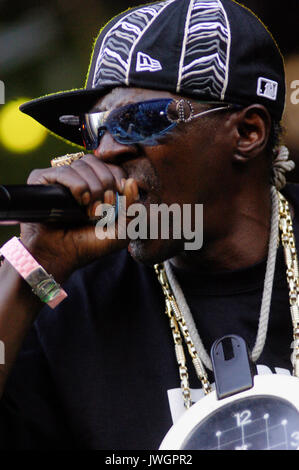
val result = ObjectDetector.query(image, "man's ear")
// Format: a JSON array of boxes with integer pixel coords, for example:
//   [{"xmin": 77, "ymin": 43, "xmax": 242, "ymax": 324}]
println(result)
[{"xmin": 233, "ymin": 105, "xmax": 271, "ymax": 163}]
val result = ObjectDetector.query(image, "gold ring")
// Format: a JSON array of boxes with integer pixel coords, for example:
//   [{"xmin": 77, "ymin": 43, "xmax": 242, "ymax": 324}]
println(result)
[{"xmin": 51, "ymin": 152, "xmax": 85, "ymax": 167}]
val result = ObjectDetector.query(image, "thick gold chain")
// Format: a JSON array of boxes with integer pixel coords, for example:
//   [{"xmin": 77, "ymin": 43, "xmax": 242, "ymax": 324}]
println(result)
[
  {"xmin": 154, "ymin": 265, "xmax": 212, "ymax": 409},
  {"xmin": 155, "ymin": 191, "xmax": 299, "ymax": 410},
  {"xmin": 278, "ymin": 192, "xmax": 299, "ymax": 376}
]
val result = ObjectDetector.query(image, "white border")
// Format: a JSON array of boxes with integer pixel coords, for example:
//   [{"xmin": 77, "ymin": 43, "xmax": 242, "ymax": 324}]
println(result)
[
  {"xmin": 257, "ymin": 77, "xmax": 278, "ymax": 101},
  {"xmin": 159, "ymin": 374, "xmax": 299, "ymax": 449}
]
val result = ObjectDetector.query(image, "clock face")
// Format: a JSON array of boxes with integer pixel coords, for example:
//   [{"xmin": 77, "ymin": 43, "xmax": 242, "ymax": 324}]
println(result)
[
  {"xmin": 181, "ymin": 396, "xmax": 299, "ymax": 450},
  {"xmin": 160, "ymin": 375, "xmax": 299, "ymax": 451}
]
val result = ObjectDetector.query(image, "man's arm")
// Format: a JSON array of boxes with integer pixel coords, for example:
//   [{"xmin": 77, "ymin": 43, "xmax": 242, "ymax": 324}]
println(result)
[
  {"xmin": 0, "ymin": 154, "xmax": 139, "ymax": 397},
  {"xmin": 0, "ymin": 259, "xmax": 44, "ymax": 393}
]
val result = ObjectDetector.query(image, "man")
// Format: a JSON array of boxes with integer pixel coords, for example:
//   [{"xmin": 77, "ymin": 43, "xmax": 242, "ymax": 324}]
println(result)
[{"xmin": 0, "ymin": 0, "xmax": 297, "ymax": 450}]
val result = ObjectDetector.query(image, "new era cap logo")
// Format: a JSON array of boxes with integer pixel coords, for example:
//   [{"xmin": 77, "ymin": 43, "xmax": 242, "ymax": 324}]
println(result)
[
  {"xmin": 257, "ymin": 77, "xmax": 278, "ymax": 101},
  {"xmin": 136, "ymin": 52, "xmax": 162, "ymax": 72}
]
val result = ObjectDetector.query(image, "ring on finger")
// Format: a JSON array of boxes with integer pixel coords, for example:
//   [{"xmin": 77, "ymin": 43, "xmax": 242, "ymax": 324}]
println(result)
[{"xmin": 51, "ymin": 152, "xmax": 85, "ymax": 167}]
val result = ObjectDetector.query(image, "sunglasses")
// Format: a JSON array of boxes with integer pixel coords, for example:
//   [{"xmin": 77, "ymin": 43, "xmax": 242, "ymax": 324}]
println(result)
[{"xmin": 79, "ymin": 98, "xmax": 233, "ymax": 150}]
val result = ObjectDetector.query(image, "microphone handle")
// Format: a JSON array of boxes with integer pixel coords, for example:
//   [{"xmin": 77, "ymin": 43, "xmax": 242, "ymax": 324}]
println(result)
[{"xmin": 0, "ymin": 184, "xmax": 108, "ymax": 225}]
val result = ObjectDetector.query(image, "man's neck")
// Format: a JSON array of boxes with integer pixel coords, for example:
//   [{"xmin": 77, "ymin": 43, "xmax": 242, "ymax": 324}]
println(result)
[{"xmin": 171, "ymin": 187, "xmax": 272, "ymax": 273}]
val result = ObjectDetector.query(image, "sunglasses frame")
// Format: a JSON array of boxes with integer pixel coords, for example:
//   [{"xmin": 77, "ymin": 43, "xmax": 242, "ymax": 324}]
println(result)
[{"xmin": 79, "ymin": 98, "xmax": 237, "ymax": 150}]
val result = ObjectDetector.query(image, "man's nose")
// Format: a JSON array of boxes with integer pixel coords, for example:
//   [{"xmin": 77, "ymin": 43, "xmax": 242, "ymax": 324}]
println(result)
[{"xmin": 93, "ymin": 131, "xmax": 139, "ymax": 165}]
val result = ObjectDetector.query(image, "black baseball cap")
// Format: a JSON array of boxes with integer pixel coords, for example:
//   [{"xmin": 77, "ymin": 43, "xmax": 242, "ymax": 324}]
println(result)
[{"xmin": 20, "ymin": 0, "xmax": 286, "ymax": 148}]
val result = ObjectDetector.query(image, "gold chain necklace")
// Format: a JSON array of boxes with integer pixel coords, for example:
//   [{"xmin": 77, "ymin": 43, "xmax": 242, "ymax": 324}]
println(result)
[{"xmin": 154, "ymin": 191, "xmax": 299, "ymax": 409}]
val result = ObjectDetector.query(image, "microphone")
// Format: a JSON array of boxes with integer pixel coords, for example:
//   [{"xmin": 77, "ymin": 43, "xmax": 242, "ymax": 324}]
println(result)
[{"xmin": 0, "ymin": 185, "xmax": 118, "ymax": 225}]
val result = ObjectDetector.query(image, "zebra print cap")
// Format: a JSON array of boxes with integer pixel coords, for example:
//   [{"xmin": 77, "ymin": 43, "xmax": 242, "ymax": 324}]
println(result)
[{"xmin": 20, "ymin": 0, "xmax": 285, "ymax": 148}]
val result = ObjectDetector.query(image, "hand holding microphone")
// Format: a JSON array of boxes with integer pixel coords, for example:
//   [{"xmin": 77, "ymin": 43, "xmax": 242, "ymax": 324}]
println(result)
[
  {"xmin": 0, "ymin": 152, "xmax": 119, "ymax": 225},
  {"xmin": 3, "ymin": 153, "xmax": 139, "ymax": 284},
  {"xmin": 0, "ymin": 183, "xmax": 102, "ymax": 224}
]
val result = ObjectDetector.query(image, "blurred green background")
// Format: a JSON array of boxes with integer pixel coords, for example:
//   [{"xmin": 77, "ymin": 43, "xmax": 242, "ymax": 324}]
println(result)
[{"xmin": 1, "ymin": 0, "xmax": 299, "ymax": 245}]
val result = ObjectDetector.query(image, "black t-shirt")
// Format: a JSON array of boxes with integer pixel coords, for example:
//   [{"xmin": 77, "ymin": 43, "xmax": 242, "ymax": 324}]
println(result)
[{"xmin": 0, "ymin": 184, "xmax": 298, "ymax": 450}]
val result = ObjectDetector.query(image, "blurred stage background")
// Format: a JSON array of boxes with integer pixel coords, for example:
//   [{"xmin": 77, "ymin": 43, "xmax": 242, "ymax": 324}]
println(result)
[{"xmin": 0, "ymin": 0, "xmax": 299, "ymax": 244}]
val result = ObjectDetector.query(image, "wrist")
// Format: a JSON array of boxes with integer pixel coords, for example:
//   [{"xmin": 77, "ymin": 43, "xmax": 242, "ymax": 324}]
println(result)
[
  {"xmin": 0, "ymin": 237, "xmax": 68, "ymax": 309},
  {"xmin": 0, "ymin": 258, "xmax": 42, "ymax": 311}
]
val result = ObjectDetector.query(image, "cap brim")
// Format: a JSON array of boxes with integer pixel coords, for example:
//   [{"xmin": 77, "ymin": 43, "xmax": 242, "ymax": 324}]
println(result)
[{"xmin": 19, "ymin": 86, "xmax": 112, "ymax": 147}]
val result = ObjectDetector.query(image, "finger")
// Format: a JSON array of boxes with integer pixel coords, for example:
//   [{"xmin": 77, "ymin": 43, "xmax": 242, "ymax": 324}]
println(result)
[
  {"xmin": 78, "ymin": 155, "xmax": 120, "ymax": 197},
  {"xmin": 87, "ymin": 189, "xmax": 117, "ymax": 219},
  {"xmin": 115, "ymin": 178, "xmax": 139, "ymax": 227},
  {"xmin": 27, "ymin": 166, "xmax": 95, "ymax": 206},
  {"xmin": 106, "ymin": 164, "xmax": 128, "ymax": 191},
  {"xmin": 91, "ymin": 179, "xmax": 139, "ymax": 224},
  {"xmin": 70, "ymin": 159, "xmax": 108, "ymax": 203},
  {"xmin": 123, "ymin": 178, "xmax": 139, "ymax": 205}
]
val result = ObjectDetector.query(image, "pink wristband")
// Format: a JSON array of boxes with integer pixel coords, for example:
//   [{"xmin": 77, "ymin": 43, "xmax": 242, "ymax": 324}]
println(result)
[{"xmin": 0, "ymin": 237, "xmax": 67, "ymax": 308}]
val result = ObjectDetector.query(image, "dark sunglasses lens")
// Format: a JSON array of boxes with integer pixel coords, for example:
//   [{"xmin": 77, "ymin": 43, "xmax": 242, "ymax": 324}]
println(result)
[
  {"xmin": 109, "ymin": 99, "xmax": 175, "ymax": 144},
  {"xmin": 80, "ymin": 98, "xmax": 176, "ymax": 148}
]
